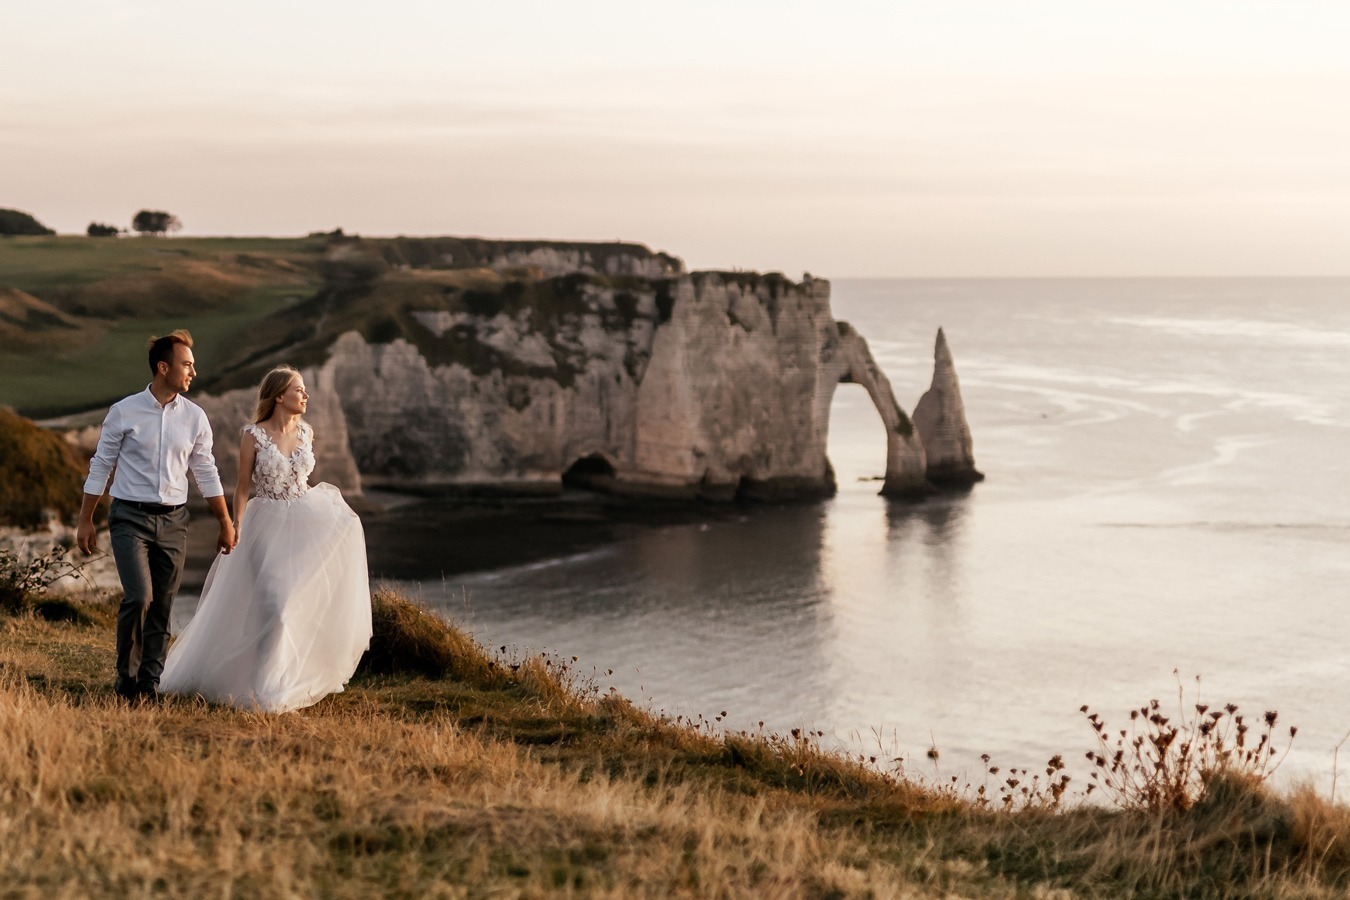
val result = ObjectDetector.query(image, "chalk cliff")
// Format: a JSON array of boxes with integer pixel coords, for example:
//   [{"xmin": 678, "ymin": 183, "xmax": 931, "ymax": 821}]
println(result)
[
  {"xmin": 911, "ymin": 328, "xmax": 983, "ymax": 486},
  {"xmin": 34, "ymin": 237, "xmax": 974, "ymax": 508},
  {"xmin": 302, "ymin": 271, "xmax": 929, "ymax": 499}
]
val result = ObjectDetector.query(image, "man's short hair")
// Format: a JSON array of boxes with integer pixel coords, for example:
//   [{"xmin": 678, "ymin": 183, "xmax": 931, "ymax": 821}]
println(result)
[{"xmin": 147, "ymin": 330, "xmax": 194, "ymax": 375}]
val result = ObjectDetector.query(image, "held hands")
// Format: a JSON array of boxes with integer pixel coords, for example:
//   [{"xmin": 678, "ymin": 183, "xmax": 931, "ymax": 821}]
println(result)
[{"xmin": 217, "ymin": 518, "xmax": 238, "ymax": 555}]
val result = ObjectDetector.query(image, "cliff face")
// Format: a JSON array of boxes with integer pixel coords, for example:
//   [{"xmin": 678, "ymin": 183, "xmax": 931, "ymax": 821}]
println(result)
[
  {"xmin": 313, "ymin": 273, "xmax": 929, "ymax": 499},
  {"xmin": 22, "ymin": 235, "xmax": 970, "ymax": 504}
]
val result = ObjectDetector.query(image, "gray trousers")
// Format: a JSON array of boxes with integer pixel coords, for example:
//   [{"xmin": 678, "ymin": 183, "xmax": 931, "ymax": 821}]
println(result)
[{"xmin": 108, "ymin": 501, "xmax": 190, "ymax": 690}]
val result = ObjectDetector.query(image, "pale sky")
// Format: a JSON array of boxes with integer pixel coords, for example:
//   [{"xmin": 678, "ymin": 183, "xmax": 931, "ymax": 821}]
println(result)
[{"xmin": 5, "ymin": 1, "xmax": 1350, "ymax": 276}]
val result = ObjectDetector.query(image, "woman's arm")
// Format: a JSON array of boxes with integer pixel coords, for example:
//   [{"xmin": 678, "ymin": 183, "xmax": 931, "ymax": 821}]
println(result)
[{"xmin": 234, "ymin": 430, "xmax": 257, "ymax": 535}]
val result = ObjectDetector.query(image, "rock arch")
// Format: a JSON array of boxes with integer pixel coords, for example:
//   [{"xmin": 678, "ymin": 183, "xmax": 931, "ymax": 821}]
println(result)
[{"xmin": 817, "ymin": 323, "xmax": 929, "ymax": 498}]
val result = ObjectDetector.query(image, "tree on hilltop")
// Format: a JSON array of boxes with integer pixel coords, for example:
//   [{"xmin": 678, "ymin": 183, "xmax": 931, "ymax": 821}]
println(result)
[
  {"xmin": 87, "ymin": 222, "xmax": 121, "ymax": 237},
  {"xmin": 131, "ymin": 210, "xmax": 181, "ymax": 236},
  {"xmin": 0, "ymin": 208, "xmax": 55, "ymax": 236}
]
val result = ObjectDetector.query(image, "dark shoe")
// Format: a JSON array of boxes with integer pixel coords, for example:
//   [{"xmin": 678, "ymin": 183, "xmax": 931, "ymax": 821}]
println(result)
[
  {"xmin": 136, "ymin": 685, "xmax": 162, "ymax": 705},
  {"xmin": 114, "ymin": 677, "xmax": 139, "ymax": 702}
]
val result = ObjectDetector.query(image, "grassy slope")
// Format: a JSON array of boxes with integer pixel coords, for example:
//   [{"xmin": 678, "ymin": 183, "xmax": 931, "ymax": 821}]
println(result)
[
  {"xmin": 0, "ymin": 237, "xmax": 322, "ymax": 416},
  {"xmin": 4, "ymin": 590, "xmax": 1350, "ymax": 898}
]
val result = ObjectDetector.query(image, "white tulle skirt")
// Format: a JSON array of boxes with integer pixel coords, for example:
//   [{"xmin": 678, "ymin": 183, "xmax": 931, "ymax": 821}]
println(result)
[{"xmin": 161, "ymin": 483, "xmax": 372, "ymax": 713}]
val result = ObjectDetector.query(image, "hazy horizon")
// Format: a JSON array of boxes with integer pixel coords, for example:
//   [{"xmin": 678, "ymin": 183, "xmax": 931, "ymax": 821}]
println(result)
[{"xmin": 6, "ymin": 1, "xmax": 1350, "ymax": 278}]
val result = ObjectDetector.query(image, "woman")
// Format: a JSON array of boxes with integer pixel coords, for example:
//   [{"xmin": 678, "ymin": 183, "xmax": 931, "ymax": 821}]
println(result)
[{"xmin": 160, "ymin": 366, "xmax": 371, "ymax": 712}]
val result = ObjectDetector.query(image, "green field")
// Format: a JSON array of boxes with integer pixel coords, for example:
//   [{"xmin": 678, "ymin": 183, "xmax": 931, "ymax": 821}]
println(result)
[
  {"xmin": 0, "ymin": 236, "xmax": 323, "ymax": 417},
  {"xmin": 0, "ymin": 284, "xmax": 305, "ymax": 417},
  {"xmin": 0, "ymin": 235, "xmax": 321, "ymax": 296}
]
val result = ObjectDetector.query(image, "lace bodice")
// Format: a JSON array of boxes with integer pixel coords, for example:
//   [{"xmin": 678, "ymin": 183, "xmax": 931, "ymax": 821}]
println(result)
[{"xmin": 245, "ymin": 422, "xmax": 314, "ymax": 501}]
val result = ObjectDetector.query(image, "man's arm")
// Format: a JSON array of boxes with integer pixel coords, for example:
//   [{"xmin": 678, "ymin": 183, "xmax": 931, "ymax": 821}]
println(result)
[
  {"xmin": 77, "ymin": 406, "xmax": 122, "ymax": 556},
  {"xmin": 187, "ymin": 412, "xmax": 226, "ymax": 500},
  {"xmin": 188, "ymin": 410, "xmax": 234, "ymax": 551},
  {"xmin": 206, "ymin": 494, "xmax": 236, "ymax": 554}
]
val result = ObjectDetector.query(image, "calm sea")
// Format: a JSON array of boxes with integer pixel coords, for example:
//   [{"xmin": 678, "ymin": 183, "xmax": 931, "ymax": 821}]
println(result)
[{"xmin": 400, "ymin": 278, "xmax": 1350, "ymax": 791}]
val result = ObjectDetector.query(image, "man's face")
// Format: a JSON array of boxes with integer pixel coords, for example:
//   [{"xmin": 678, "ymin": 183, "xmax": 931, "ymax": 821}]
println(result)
[{"xmin": 159, "ymin": 344, "xmax": 197, "ymax": 393}]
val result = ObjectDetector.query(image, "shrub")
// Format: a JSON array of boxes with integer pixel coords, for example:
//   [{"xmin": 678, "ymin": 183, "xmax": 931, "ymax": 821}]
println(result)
[
  {"xmin": 0, "ymin": 408, "xmax": 84, "ymax": 528},
  {"xmin": 131, "ymin": 209, "xmax": 181, "ymax": 236},
  {"xmin": 86, "ymin": 222, "xmax": 120, "ymax": 237},
  {"xmin": 317, "ymin": 241, "xmax": 388, "ymax": 291},
  {"xmin": 1081, "ymin": 680, "xmax": 1296, "ymax": 813},
  {"xmin": 0, "ymin": 208, "xmax": 54, "ymax": 236},
  {"xmin": 359, "ymin": 589, "xmax": 507, "ymax": 686},
  {"xmin": 0, "ymin": 544, "xmax": 93, "ymax": 621}
]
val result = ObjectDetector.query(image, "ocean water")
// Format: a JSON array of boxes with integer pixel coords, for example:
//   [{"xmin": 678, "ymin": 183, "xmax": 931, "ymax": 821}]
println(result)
[{"xmin": 402, "ymin": 278, "xmax": 1350, "ymax": 791}]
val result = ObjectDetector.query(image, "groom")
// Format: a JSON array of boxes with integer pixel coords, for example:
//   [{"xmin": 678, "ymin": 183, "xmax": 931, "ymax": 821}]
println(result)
[{"xmin": 76, "ymin": 330, "xmax": 237, "ymax": 702}]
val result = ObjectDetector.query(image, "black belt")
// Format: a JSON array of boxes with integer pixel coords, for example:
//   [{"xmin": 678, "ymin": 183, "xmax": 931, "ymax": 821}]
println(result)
[{"xmin": 117, "ymin": 499, "xmax": 186, "ymax": 515}]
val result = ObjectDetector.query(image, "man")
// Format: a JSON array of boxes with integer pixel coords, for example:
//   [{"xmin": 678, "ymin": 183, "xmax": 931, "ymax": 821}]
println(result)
[{"xmin": 77, "ymin": 330, "xmax": 237, "ymax": 702}]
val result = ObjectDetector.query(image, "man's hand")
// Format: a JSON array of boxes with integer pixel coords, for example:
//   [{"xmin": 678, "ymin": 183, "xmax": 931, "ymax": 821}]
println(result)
[
  {"xmin": 206, "ymin": 494, "xmax": 236, "ymax": 554},
  {"xmin": 76, "ymin": 494, "xmax": 103, "ymax": 555},
  {"xmin": 76, "ymin": 518, "xmax": 98, "ymax": 556},
  {"xmin": 217, "ymin": 519, "xmax": 237, "ymax": 555}
]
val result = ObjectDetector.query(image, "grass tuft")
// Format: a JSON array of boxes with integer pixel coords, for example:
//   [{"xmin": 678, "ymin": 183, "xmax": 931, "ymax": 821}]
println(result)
[{"xmin": 359, "ymin": 587, "xmax": 495, "ymax": 681}]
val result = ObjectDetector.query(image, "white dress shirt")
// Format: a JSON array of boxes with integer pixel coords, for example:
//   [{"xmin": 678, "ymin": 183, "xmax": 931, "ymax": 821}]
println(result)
[{"xmin": 83, "ymin": 386, "xmax": 225, "ymax": 503}]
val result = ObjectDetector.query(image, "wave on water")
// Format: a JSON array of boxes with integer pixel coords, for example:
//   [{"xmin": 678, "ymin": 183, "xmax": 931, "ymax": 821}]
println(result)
[
  {"xmin": 454, "ymin": 546, "xmax": 618, "ymax": 584},
  {"xmin": 961, "ymin": 363, "xmax": 1341, "ymax": 428},
  {"xmin": 1106, "ymin": 315, "xmax": 1350, "ymax": 349},
  {"xmin": 1098, "ymin": 521, "xmax": 1350, "ymax": 534}
]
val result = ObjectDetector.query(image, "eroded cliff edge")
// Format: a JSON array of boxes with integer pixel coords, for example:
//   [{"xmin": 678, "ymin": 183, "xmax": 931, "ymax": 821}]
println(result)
[
  {"xmin": 308, "ymin": 271, "xmax": 928, "ymax": 499},
  {"xmin": 185, "ymin": 239, "xmax": 971, "ymax": 502}
]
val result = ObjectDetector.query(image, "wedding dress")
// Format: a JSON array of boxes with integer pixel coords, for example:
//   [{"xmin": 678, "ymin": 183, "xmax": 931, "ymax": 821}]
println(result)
[{"xmin": 161, "ymin": 422, "xmax": 371, "ymax": 712}]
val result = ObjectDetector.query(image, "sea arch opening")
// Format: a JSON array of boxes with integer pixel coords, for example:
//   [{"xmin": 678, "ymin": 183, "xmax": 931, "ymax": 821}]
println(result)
[
  {"xmin": 820, "ymin": 323, "xmax": 926, "ymax": 498},
  {"xmin": 826, "ymin": 373, "xmax": 891, "ymax": 494}
]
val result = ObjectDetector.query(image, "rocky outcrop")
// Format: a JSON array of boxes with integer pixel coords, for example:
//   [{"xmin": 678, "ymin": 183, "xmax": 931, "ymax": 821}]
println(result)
[
  {"xmin": 49, "ymin": 275, "xmax": 972, "ymax": 504},
  {"xmin": 912, "ymin": 328, "xmax": 983, "ymax": 486},
  {"xmin": 315, "ymin": 272, "xmax": 930, "ymax": 499}
]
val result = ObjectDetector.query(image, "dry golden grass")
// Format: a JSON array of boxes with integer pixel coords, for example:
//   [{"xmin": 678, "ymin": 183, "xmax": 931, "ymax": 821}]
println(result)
[{"xmin": 5, "ymin": 591, "xmax": 1350, "ymax": 897}]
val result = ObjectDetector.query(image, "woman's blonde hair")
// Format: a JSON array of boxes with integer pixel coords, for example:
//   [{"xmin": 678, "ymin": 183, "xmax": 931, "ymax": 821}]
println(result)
[{"xmin": 253, "ymin": 365, "xmax": 302, "ymax": 424}]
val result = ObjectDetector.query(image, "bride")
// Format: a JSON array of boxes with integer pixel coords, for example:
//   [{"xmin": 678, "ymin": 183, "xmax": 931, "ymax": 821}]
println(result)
[{"xmin": 160, "ymin": 365, "xmax": 372, "ymax": 712}]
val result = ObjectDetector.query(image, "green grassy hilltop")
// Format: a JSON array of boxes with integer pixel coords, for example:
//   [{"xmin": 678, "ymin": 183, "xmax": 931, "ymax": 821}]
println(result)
[{"xmin": 0, "ymin": 236, "xmax": 323, "ymax": 416}]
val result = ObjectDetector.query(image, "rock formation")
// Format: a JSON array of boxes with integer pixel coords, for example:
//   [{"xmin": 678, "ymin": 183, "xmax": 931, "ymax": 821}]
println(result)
[
  {"xmin": 44, "ymin": 236, "xmax": 975, "ymax": 504},
  {"xmin": 307, "ymin": 271, "xmax": 930, "ymax": 499},
  {"xmin": 911, "ymin": 328, "xmax": 983, "ymax": 486}
]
